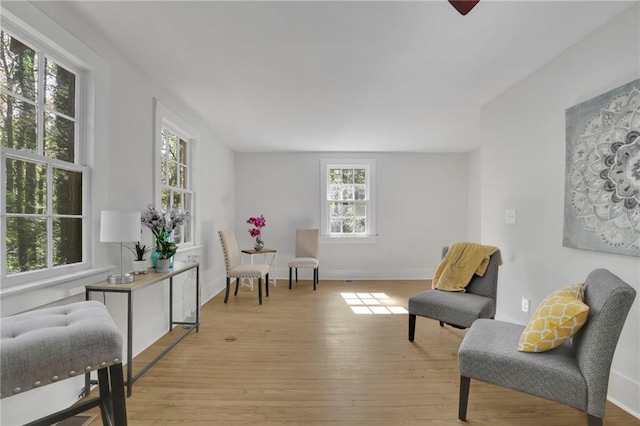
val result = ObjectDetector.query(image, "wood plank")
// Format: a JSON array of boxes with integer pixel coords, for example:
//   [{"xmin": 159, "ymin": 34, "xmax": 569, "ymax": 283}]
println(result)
[{"xmin": 87, "ymin": 279, "xmax": 640, "ymax": 425}]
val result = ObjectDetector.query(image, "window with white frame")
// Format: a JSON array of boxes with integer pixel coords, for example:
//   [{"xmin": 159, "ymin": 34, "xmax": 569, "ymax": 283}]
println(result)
[
  {"xmin": 1, "ymin": 26, "xmax": 88, "ymax": 287},
  {"xmin": 154, "ymin": 100, "xmax": 195, "ymax": 247},
  {"xmin": 320, "ymin": 158, "xmax": 376, "ymax": 241}
]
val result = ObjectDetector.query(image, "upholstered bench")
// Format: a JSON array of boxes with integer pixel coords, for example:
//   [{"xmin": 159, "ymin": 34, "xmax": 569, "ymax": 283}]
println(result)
[{"xmin": 1, "ymin": 300, "xmax": 127, "ymax": 425}]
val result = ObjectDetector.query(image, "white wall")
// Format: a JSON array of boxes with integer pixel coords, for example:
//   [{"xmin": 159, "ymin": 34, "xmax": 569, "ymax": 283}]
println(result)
[
  {"xmin": 1, "ymin": 2, "xmax": 232, "ymax": 424},
  {"xmin": 235, "ymin": 152, "xmax": 469, "ymax": 280},
  {"xmin": 480, "ymin": 6, "xmax": 640, "ymax": 416}
]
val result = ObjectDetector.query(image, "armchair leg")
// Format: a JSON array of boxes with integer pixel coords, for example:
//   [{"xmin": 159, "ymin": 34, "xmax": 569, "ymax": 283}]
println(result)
[
  {"xmin": 295, "ymin": 268, "xmax": 298, "ymax": 282},
  {"xmin": 289, "ymin": 267, "xmax": 293, "ymax": 289},
  {"xmin": 439, "ymin": 321, "xmax": 444, "ymax": 327},
  {"xmin": 234, "ymin": 278, "xmax": 240, "ymax": 296},
  {"xmin": 587, "ymin": 415, "xmax": 603, "ymax": 426},
  {"xmin": 408, "ymin": 314, "xmax": 416, "ymax": 342},
  {"xmin": 266, "ymin": 274, "xmax": 270, "ymax": 297},
  {"xmin": 258, "ymin": 278, "xmax": 263, "ymax": 305},
  {"xmin": 224, "ymin": 277, "xmax": 230, "ymax": 303},
  {"xmin": 459, "ymin": 376, "xmax": 470, "ymax": 421}
]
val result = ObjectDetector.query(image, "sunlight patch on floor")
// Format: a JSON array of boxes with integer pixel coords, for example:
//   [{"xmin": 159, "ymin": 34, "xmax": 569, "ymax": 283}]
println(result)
[{"xmin": 341, "ymin": 292, "xmax": 408, "ymax": 315}]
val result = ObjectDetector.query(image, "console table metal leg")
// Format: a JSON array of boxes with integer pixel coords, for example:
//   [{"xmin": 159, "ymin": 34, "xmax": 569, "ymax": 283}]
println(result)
[
  {"xmin": 196, "ymin": 266, "xmax": 200, "ymax": 332},
  {"xmin": 127, "ymin": 292, "xmax": 133, "ymax": 397},
  {"xmin": 169, "ymin": 276, "xmax": 174, "ymax": 329}
]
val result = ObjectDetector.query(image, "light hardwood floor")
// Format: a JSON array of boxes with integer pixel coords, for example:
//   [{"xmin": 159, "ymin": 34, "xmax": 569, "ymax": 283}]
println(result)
[{"xmin": 90, "ymin": 279, "xmax": 640, "ymax": 425}]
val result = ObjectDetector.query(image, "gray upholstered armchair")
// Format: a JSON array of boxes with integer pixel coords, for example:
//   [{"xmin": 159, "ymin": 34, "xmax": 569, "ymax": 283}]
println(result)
[
  {"xmin": 408, "ymin": 246, "xmax": 501, "ymax": 341},
  {"xmin": 458, "ymin": 269, "xmax": 636, "ymax": 426}
]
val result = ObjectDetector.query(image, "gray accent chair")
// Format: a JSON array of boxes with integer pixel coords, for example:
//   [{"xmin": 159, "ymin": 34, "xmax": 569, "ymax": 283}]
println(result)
[
  {"xmin": 458, "ymin": 269, "xmax": 636, "ymax": 426},
  {"xmin": 408, "ymin": 246, "xmax": 501, "ymax": 341},
  {"xmin": 219, "ymin": 230, "xmax": 270, "ymax": 305},
  {"xmin": 288, "ymin": 228, "xmax": 320, "ymax": 291}
]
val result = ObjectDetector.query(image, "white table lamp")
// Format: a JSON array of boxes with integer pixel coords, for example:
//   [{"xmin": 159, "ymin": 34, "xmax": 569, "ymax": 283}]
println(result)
[{"xmin": 101, "ymin": 210, "xmax": 140, "ymax": 284}]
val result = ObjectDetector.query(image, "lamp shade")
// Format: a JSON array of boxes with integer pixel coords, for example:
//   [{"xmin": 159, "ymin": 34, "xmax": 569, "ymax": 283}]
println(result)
[{"xmin": 100, "ymin": 210, "xmax": 140, "ymax": 243}]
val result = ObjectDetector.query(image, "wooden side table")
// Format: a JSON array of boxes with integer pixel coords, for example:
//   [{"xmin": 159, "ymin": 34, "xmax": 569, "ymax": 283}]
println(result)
[{"xmin": 241, "ymin": 249, "xmax": 277, "ymax": 290}]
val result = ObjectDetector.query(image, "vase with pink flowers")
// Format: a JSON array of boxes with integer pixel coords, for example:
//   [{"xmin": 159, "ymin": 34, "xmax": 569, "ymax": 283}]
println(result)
[{"xmin": 247, "ymin": 214, "xmax": 266, "ymax": 251}]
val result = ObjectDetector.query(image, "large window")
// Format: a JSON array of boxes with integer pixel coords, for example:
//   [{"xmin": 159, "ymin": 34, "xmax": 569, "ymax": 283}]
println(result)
[
  {"xmin": 154, "ymin": 99, "xmax": 195, "ymax": 247},
  {"xmin": 1, "ymin": 28, "xmax": 87, "ymax": 286},
  {"xmin": 320, "ymin": 158, "xmax": 376, "ymax": 241}
]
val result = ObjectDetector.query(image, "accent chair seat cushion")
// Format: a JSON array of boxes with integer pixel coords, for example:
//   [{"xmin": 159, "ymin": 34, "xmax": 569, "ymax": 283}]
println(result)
[
  {"xmin": 458, "ymin": 319, "xmax": 586, "ymax": 411},
  {"xmin": 1, "ymin": 300, "xmax": 122, "ymax": 399},
  {"xmin": 229, "ymin": 263, "xmax": 270, "ymax": 279},
  {"xmin": 408, "ymin": 289, "xmax": 495, "ymax": 329},
  {"xmin": 288, "ymin": 257, "xmax": 319, "ymax": 268}
]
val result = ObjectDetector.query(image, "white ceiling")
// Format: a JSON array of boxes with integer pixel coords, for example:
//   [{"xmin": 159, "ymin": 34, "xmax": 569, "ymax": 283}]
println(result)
[{"xmin": 59, "ymin": 0, "xmax": 634, "ymax": 153}]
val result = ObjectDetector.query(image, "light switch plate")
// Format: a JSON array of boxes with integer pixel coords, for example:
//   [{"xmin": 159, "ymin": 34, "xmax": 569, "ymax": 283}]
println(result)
[{"xmin": 506, "ymin": 209, "xmax": 517, "ymax": 225}]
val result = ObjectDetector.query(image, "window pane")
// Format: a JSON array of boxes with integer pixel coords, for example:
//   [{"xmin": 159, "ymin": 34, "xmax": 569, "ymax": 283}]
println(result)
[
  {"xmin": 179, "ymin": 139, "xmax": 187, "ymax": 165},
  {"xmin": 183, "ymin": 220, "xmax": 192, "ymax": 243},
  {"xmin": 44, "ymin": 111, "xmax": 75, "ymax": 162},
  {"xmin": 354, "ymin": 185, "xmax": 366, "ymax": 200},
  {"xmin": 5, "ymin": 157, "xmax": 47, "ymax": 214},
  {"xmin": 179, "ymin": 165, "xmax": 187, "ymax": 189},
  {"xmin": 343, "ymin": 203, "xmax": 354, "ymax": 217},
  {"xmin": 330, "ymin": 218, "xmax": 341, "ymax": 233},
  {"xmin": 342, "ymin": 219, "xmax": 353, "ymax": 233},
  {"xmin": 53, "ymin": 168, "xmax": 82, "ymax": 215},
  {"xmin": 0, "ymin": 32, "xmax": 38, "ymax": 101},
  {"xmin": 168, "ymin": 160, "xmax": 178, "ymax": 186},
  {"xmin": 6, "ymin": 216, "xmax": 47, "ymax": 274},
  {"xmin": 183, "ymin": 192, "xmax": 192, "ymax": 243},
  {"xmin": 342, "ymin": 186, "xmax": 354, "ymax": 200},
  {"xmin": 329, "ymin": 169, "xmax": 342, "ymax": 184},
  {"xmin": 45, "ymin": 58, "xmax": 75, "ymax": 117},
  {"xmin": 329, "ymin": 184, "xmax": 341, "ymax": 201},
  {"xmin": 0, "ymin": 93, "xmax": 37, "ymax": 151},
  {"xmin": 167, "ymin": 131, "xmax": 178, "ymax": 162},
  {"xmin": 342, "ymin": 169, "xmax": 354, "ymax": 183},
  {"xmin": 354, "ymin": 168, "xmax": 365, "ymax": 184},
  {"xmin": 161, "ymin": 157, "xmax": 168, "ymax": 184},
  {"xmin": 53, "ymin": 217, "xmax": 82, "ymax": 266},
  {"xmin": 354, "ymin": 218, "xmax": 366, "ymax": 233},
  {"xmin": 172, "ymin": 190, "xmax": 183, "ymax": 211},
  {"xmin": 355, "ymin": 202, "xmax": 366, "ymax": 217},
  {"xmin": 161, "ymin": 189, "xmax": 170, "ymax": 212},
  {"xmin": 161, "ymin": 128, "xmax": 169, "ymax": 157}
]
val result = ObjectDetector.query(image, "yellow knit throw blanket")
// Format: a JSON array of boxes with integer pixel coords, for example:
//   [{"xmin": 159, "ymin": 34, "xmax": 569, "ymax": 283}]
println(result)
[{"xmin": 432, "ymin": 242, "xmax": 500, "ymax": 292}]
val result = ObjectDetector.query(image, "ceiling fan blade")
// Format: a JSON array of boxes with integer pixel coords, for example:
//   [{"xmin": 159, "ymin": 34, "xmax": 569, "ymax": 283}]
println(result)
[{"xmin": 449, "ymin": 0, "xmax": 480, "ymax": 16}]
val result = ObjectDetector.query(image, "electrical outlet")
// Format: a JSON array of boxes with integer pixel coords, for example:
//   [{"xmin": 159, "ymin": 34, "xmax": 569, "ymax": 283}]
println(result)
[
  {"xmin": 506, "ymin": 209, "xmax": 517, "ymax": 225},
  {"xmin": 521, "ymin": 298, "xmax": 530, "ymax": 313}
]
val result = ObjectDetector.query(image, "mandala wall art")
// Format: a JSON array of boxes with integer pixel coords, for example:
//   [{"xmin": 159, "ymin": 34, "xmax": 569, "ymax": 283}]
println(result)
[{"xmin": 564, "ymin": 79, "xmax": 640, "ymax": 257}]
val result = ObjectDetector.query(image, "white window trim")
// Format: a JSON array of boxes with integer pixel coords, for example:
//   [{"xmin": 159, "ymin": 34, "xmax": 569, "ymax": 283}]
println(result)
[
  {"xmin": 320, "ymin": 158, "xmax": 377, "ymax": 244},
  {"xmin": 153, "ymin": 98, "xmax": 198, "ymax": 249},
  {"xmin": 0, "ymin": 4, "xmax": 102, "ymax": 290}
]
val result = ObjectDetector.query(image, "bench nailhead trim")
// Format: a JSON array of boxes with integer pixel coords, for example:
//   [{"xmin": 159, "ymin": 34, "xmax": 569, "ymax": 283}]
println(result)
[
  {"xmin": 34, "ymin": 381, "xmax": 41, "ymax": 387},
  {"xmin": 114, "ymin": 358, "xmax": 120, "ymax": 364},
  {"xmin": 100, "ymin": 361, "xmax": 107, "ymax": 367},
  {"xmin": 52, "ymin": 376, "xmax": 59, "ymax": 382},
  {"xmin": 13, "ymin": 387, "xmax": 21, "ymax": 394},
  {"xmin": 85, "ymin": 366, "xmax": 92, "ymax": 372},
  {"xmin": 69, "ymin": 370, "xmax": 76, "ymax": 376}
]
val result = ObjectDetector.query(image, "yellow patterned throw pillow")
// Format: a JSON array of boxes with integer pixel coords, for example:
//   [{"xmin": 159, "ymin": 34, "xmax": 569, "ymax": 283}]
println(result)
[{"xmin": 517, "ymin": 284, "xmax": 589, "ymax": 353}]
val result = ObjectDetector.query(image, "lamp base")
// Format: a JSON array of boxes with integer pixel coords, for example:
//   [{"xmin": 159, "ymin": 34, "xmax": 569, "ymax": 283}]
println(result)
[{"xmin": 107, "ymin": 273, "xmax": 135, "ymax": 284}]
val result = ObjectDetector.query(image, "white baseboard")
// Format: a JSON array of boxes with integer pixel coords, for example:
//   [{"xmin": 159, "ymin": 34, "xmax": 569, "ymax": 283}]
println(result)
[
  {"xmin": 608, "ymin": 369, "xmax": 640, "ymax": 419},
  {"xmin": 270, "ymin": 267, "xmax": 435, "ymax": 281}
]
